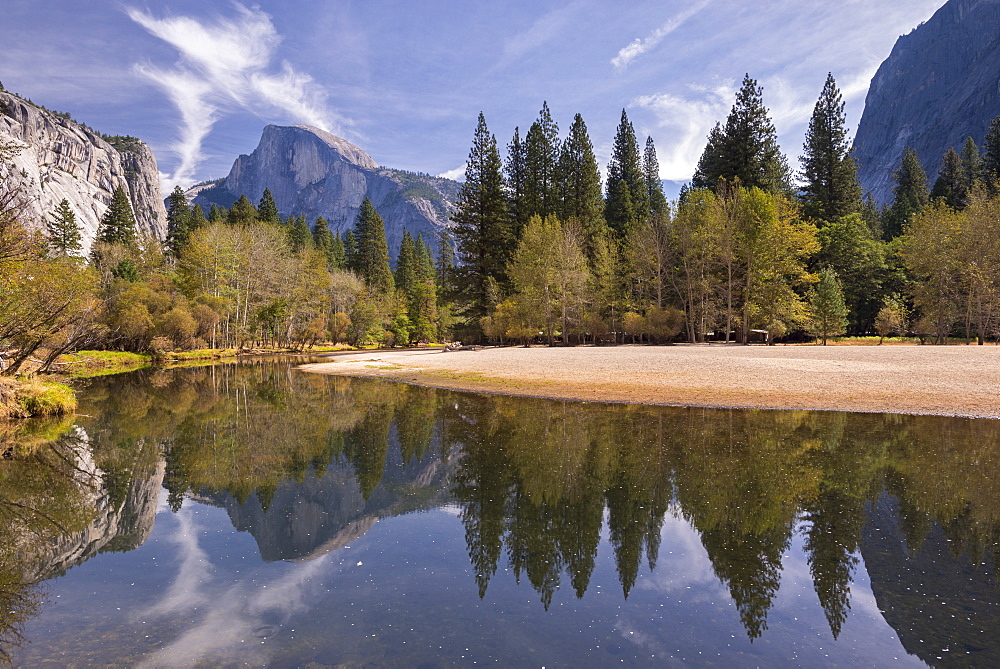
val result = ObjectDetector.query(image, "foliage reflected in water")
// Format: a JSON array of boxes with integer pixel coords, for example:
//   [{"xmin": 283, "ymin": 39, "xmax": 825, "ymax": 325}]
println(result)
[{"xmin": 12, "ymin": 361, "xmax": 1000, "ymax": 653}]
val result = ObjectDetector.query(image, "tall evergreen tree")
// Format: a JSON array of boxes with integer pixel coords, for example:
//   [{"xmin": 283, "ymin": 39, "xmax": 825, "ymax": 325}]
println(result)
[
  {"xmin": 228, "ymin": 195, "xmax": 258, "ymax": 225},
  {"xmin": 95, "ymin": 186, "xmax": 137, "ymax": 246},
  {"xmin": 506, "ymin": 127, "xmax": 529, "ymax": 238},
  {"xmin": 930, "ymin": 147, "xmax": 966, "ymax": 209},
  {"xmin": 46, "ymin": 198, "xmax": 82, "ymax": 257},
  {"xmin": 312, "ymin": 217, "xmax": 337, "ymax": 266},
  {"xmin": 692, "ymin": 74, "xmax": 791, "ymax": 195},
  {"xmin": 288, "ymin": 214, "xmax": 311, "ymax": 252},
  {"xmin": 395, "ymin": 229, "xmax": 419, "ymax": 295},
  {"xmin": 983, "ymin": 115, "xmax": 1000, "ymax": 186},
  {"xmin": 799, "ymin": 73, "xmax": 862, "ymax": 224},
  {"xmin": 165, "ymin": 185, "xmax": 191, "ymax": 257},
  {"xmin": 558, "ymin": 113, "xmax": 606, "ymax": 259},
  {"xmin": 643, "ymin": 136, "xmax": 668, "ymax": 217},
  {"xmin": 807, "ymin": 267, "xmax": 849, "ymax": 345},
  {"xmin": 208, "ymin": 203, "xmax": 225, "ymax": 223},
  {"xmin": 522, "ymin": 101, "xmax": 561, "ymax": 220},
  {"xmin": 960, "ymin": 136, "xmax": 983, "ymax": 195},
  {"xmin": 884, "ymin": 147, "xmax": 930, "ymax": 239},
  {"xmin": 188, "ymin": 204, "xmax": 207, "ymax": 234},
  {"xmin": 329, "ymin": 232, "xmax": 346, "ymax": 270},
  {"xmin": 344, "ymin": 230, "xmax": 358, "ymax": 272},
  {"xmin": 436, "ymin": 227, "xmax": 455, "ymax": 289},
  {"xmin": 352, "ymin": 197, "xmax": 394, "ymax": 295},
  {"xmin": 605, "ymin": 109, "xmax": 647, "ymax": 237},
  {"xmin": 450, "ymin": 112, "xmax": 511, "ymax": 326},
  {"xmin": 258, "ymin": 188, "xmax": 280, "ymax": 223}
]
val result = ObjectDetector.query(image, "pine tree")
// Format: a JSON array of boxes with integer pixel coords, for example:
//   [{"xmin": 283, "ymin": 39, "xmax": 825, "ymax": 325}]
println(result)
[
  {"xmin": 95, "ymin": 186, "xmax": 137, "ymax": 246},
  {"xmin": 258, "ymin": 188, "xmax": 280, "ymax": 223},
  {"xmin": 983, "ymin": 115, "xmax": 1000, "ymax": 186},
  {"xmin": 352, "ymin": 197, "xmax": 394, "ymax": 295},
  {"xmin": 395, "ymin": 229, "xmax": 419, "ymax": 296},
  {"xmin": 344, "ymin": 230, "xmax": 358, "ymax": 272},
  {"xmin": 436, "ymin": 227, "xmax": 455, "ymax": 289},
  {"xmin": 288, "ymin": 214, "xmax": 312, "ymax": 252},
  {"xmin": 228, "ymin": 195, "xmax": 258, "ymax": 225},
  {"xmin": 165, "ymin": 185, "xmax": 191, "ymax": 256},
  {"xmin": 643, "ymin": 136, "xmax": 668, "ymax": 217},
  {"xmin": 959, "ymin": 136, "xmax": 983, "ymax": 196},
  {"xmin": 799, "ymin": 73, "xmax": 862, "ymax": 224},
  {"xmin": 692, "ymin": 74, "xmax": 791, "ymax": 195},
  {"xmin": 208, "ymin": 203, "xmax": 225, "ymax": 223},
  {"xmin": 884, "ymin": 147, "xmax": 930, "ymax": 239},
  {"xmin": 558, "ymin": 113, "xmax": 606, "ymax": 259},
  {"xmin": 312, "ymin": 217, "xmax": 338, "ymax": 267},
  {"xmin": 450, "ymin": 112, "xmax": 511, "ymax": 326},
  {"xmin": 505, "ymin": 127, "xmax": 529, "ymax": 239},
  {"xmin": 522, "ymin": 101, "xmax": 561, "ymax": 220},
  {"xmin": 329, "ymin": 232, "xmax": 346, "ymax": 270},
  {"xmin": 46, "ymin": 198, "xmax": 83, "ymax": 257},
  {"xmin": 930, "ymin": 147, "xmax": 966, "ymax": 209},
  {"xmin": 605, "ymin": 109, "xmax": 647, "ymax": 237},
  {"xmin": 188, "ymin": 204, "xmax": 207, "ymax": 234},
  {"xmin": 807, "ymin": 267, "xmax": 849, "ymax": 345}
]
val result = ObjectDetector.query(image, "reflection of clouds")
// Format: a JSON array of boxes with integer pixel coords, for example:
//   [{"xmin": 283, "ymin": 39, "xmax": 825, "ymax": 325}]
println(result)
[
  {"xmin": 635, "ymin": 506, "xmax": 725, "ymax": 599},
  {"xmin": 143, "ymin": 507, "xmax": 212, "ymax": 617},
  {"xmin": 137, "ymin": 505, "xmax": 334, "ymax": 667}
]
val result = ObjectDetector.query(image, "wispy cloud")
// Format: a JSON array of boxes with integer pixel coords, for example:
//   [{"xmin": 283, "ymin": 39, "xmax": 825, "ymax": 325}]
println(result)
[
  {"xmin": 612, "ymin": 0, "xmax": 713, "ymax": 70},
  {"xmin": 127, "ymin": 3, "xmax": 343, "ymax": 190},
  {"xmin": 501, "ymin": 1, "xmax": 587, "ymax": 66},
  {"xmin": 632, "ymin": 81, "xmax": 735, "ymax": 181}
]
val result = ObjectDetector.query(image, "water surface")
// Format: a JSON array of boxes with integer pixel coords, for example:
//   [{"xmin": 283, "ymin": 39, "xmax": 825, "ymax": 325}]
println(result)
[{"xmin": 2, "ymin": 359, "xmax": 999, "ymax": 666}]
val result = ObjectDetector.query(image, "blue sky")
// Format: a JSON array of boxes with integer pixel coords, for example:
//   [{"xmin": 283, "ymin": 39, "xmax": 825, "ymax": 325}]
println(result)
[{"xmin": 2, "ymin": 1, "xmax": 944, "ymax": 193}]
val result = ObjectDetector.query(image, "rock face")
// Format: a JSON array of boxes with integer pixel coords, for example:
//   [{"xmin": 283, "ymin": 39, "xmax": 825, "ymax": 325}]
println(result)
[
  {"xmin": 0, "ymin": 89, "xmax": 167, "ymax": 251},
  {"xmin": 189, "ymin": 124, "xmax": 460, "ymax": 254},
  {"xmin": 853, "ymin": 0, "xmax": 1000, "ymax": 204}
]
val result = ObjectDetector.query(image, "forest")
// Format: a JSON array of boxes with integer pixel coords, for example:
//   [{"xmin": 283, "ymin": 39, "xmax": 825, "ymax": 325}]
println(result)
[{"xmin": 3, "ymin": 72, "xmax": 1000, "ymax": 376}]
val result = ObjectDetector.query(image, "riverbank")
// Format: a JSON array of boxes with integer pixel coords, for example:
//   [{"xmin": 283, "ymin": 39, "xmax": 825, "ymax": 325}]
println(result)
[
  {"xmin": 299, "ymin": 344, "xmax": 1000, "ymax": 418},
  {"xmin": 0, "ymin": 377, "xmax": 76, "ymax": 419}
]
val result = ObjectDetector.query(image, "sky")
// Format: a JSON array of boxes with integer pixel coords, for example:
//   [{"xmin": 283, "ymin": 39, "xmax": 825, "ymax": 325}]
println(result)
[{"xmin": 1, "ymin": 1, "xmax": 946, "ymax": 195}]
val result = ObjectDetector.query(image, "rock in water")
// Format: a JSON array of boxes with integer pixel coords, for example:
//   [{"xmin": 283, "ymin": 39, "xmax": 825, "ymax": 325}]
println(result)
[
  {"xmin": 188, "ymin": 124, "xmax": 460, "ymax": 254},
  {"xmin": 854, "ymin": 0, "xmax": 1000, "ymax": 205},
  {"xmin": 0, "ymin": 90, "xmax": 167, "ymax": 251}
]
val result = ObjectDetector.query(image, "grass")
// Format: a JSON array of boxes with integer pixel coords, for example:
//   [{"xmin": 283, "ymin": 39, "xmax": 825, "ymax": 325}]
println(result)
[
  {"xmin": 57, "ymin": 350, "xmax": 152, "ymax": 378},
  {"xmin": 0, "ymin": 377, "xmax": 77, "ymax": 419}
]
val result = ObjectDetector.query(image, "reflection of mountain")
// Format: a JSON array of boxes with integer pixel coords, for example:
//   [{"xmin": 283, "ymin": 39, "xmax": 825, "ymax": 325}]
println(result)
[
  {"xmin": 20, "ymin": 429, "xmax": 165, "ymax": 582},
  {"xmin": 861, "ymin": 493, "xmax": 1000, "ymax": 668},
  {"xmin": 200, "ymin": 441, "xmax": 454, "ymax": 562}
]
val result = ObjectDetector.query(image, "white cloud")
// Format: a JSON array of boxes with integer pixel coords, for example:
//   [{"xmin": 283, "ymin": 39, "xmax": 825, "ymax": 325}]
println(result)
[
  {"xmin": 438, "ymin": 163, "xmax": 467, "ymax": 181},
  {"xmin": 127, "ymin": 3, "xmax": 342, "ymax": 191},
  {"xmin": 632, "ymin": 81, "xmax": 735, "ymax": 181},
  {"xmin": 612, "ymin": 0, "xmax": 714, "ymax": 70}
]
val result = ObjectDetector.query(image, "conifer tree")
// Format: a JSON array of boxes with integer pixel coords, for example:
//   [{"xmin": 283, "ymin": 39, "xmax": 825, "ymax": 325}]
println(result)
[
  {"xmin": 930, "ymin": 147, "xmax": 965, "ymax": 209},
  {"xmin": 257, "ymin": 188, "xmax": 280, "ymax": 223},
  {"xmin": 46, "ymin": 198, "xmax": 82, "ymax": 257},
  {"xmin": 522, "ymin": 101, "xmax": 561, "ymax": 220},
  {"xmin": 605, "ymin": 109, "xmax": 647, "ymax": 237},
  {"xmin": 208, "ymin": 203, "xmax": 225, "ymax": 223},
  {"xmin": 288, "ymin": 214, "xmax": 311, "ymax": 252},
  {"xmin": 165, "ymin": 185, "xmax": 191, "ymax": 257},
  {"xmin": 450, "ymin": 112, "xmax": 511, "ymax": 325},
  {"xmin": 692, "ymin": 74, "xmax": 791, "ymax": 195},
  {"xmin": 983, "ymin": 115, "xmax": 1000, "ymax": 186},
  {"xmin": 312, "ymin": 217, "xmax": 338, "ymax": 267},
  {"xmin": 505, "ymin": 127, "xmax": 529, "ymax": 238},
  {"xmin": 95, "ymin": 186, "xmax": 137, "ymax": 246},
  {"xmin": 807, "ymin": 267, "xmax": 849, "ymax": 345},
  {"xmin": 344, "ymin": 230, "xmax": 358, "ymax": 272},
  {"xmin": 436, "ymin": 227, "xmax": 455, "ymax": 289},
  {"xmin": 885, "ymin": 147, "xmax": 930, "ymax": 239},
  {"xmin": 188, "ymin": 204, "xmax": 207, "ymax": 234},
  {"xmin": 228, "ymin": 195, "xmax": 258, "ymax": 225},
  {"xmin": 960, "ymin": 136, "xmax": 983, "ymax": 195},
  {"xmin": 352, "ymin": 197, "xmax": 394, "ymax": 295},
  {"xmin": 558, "ymin": 113, "xmax": 606, "ymax": 259},
  {"xmin": 329, "ymin": 232, "xmax": 346, "ymax": 270},
  {"xmin": 799, "ymin": 73, "xmax": 862, "ymax": 224},
  {"xmin": 643, "ymin": 136, "xmax": 668, "ymax": 217},
  {"xmin": 395, "ymin": 229, "xmax": 418, "ymax": 295}
]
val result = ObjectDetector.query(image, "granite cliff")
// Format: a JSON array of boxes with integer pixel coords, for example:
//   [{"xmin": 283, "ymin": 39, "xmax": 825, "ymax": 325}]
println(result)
[
  {"xmin": 188, "ymin": 124, "xmax": 460, "ymax": 254},
  {"xmin": 0, "ymin": 89, "xmax": 167, "ymax": 251},
  {"xmin": 854, "ymin": 0, "xmax": 1000, "ymax": 204}
]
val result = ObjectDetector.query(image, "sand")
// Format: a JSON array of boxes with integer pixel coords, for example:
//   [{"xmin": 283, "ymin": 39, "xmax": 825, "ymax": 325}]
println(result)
[{"xmin": 298, "ymin": 344, "xmax": 1000, "ymax": 418}]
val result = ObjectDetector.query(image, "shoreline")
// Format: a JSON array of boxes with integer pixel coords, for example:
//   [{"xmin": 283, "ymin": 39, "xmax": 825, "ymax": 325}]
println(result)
[{"xmin": 298, "ymin": 345, "xmax": 1000, "ymax": 419}]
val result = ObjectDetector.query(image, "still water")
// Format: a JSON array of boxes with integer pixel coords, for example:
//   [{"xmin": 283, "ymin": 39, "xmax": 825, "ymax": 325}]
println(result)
[{"xmin": 2, "ymin": 359, "xmax": 999, "ymax": 666}]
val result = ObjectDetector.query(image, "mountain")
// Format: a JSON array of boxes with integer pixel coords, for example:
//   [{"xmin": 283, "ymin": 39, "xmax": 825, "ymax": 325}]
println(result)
[
  {"xmin": 0, "ymin": 89, "xmax": 167, "ymax": 251},
  {"xmin": 187, "ymin": 124, "xmax": 461, "ymax": 254},
  {"xmin": 853, "ymin": 0, "xmax": 1000, "ymax": 204}
]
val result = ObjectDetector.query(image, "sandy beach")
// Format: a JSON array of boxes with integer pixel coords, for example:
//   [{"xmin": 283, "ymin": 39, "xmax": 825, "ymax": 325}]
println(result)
[{"xmin": 298, "ymin": 344, "xmax": 1000, "ymax": 418}]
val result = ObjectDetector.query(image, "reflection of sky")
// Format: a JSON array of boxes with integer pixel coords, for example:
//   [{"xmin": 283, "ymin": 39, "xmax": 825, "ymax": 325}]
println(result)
[{"xmin": 20, "ymin": 494, "xmax": 924, "ymax": 666}]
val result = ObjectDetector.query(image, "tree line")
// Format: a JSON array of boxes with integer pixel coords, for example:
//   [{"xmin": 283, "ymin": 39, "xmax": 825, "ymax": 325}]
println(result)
[{"xmin": 448, "ymin": 73, "xmax": 1000, "ymax": 345}]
